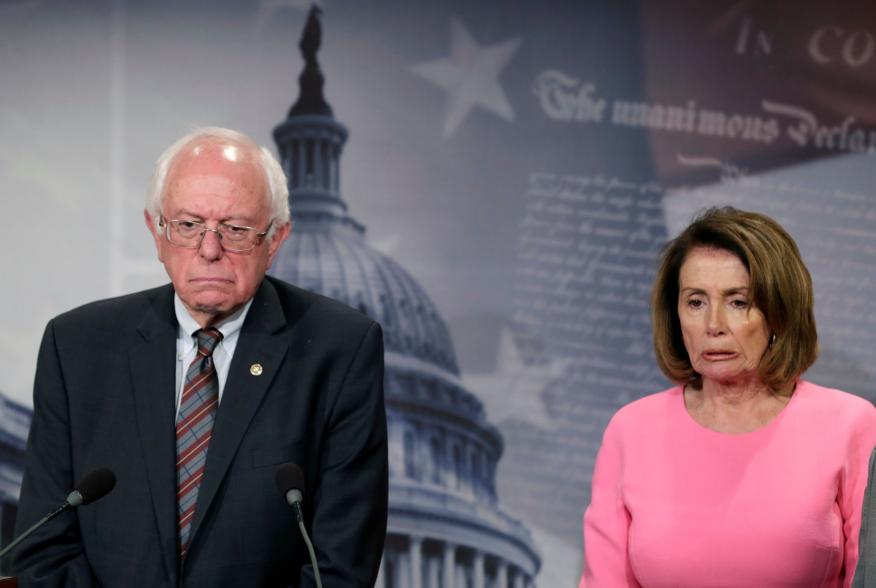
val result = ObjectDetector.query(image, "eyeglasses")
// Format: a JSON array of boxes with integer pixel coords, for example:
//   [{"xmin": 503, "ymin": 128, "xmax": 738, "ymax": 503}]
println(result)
[{"xmin": 159, "ymin": 216, "xmax": 271, "ymax": 252}]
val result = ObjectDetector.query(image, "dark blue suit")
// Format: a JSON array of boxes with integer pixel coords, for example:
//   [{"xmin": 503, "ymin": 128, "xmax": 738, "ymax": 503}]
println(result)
[{"xmin": 12, "ymin": 276, "xmax": 388, "ymax": 587}]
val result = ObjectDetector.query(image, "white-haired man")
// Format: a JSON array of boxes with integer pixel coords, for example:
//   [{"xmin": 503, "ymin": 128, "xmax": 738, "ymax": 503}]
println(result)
[{"xmin": 12, "ymin": 128, "xmax": 388, "ymax": 587}]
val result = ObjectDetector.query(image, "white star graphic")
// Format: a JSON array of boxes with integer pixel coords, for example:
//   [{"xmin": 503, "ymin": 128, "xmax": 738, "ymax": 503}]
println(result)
[
  {"xmin": 464, "ymin": 328, "xmax": 567, "ymax": 429},
  {"xmin": 411, "ymin": 16, "xmax": 521, "ymax": 137}
]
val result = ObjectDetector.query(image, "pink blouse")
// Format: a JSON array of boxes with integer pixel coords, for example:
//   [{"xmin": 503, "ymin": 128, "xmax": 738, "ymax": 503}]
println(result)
[{"xmin": 581, "ymin": 381, "xmax": 876, "ymax": 587}]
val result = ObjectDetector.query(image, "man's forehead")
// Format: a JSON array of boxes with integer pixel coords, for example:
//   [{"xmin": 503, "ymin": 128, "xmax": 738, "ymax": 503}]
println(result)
[
  {"xmin": 165, "ymin": 175, "xmax": 267, "ymax": 212},
  {"xmin": 167, "ymin": 174, "xmax": 246, "ymax": 199}
]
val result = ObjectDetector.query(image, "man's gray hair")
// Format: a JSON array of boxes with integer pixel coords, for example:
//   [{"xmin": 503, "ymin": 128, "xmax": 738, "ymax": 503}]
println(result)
[{"xmin": 146, "ymin": 127, "xmax": 290, "ymax": 236}]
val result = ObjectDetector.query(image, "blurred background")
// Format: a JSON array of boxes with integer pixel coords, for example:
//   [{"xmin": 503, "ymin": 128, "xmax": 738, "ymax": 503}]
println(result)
[{"xmin": 1, "ymin": 1, "xmax": 875, "ymax": 584}]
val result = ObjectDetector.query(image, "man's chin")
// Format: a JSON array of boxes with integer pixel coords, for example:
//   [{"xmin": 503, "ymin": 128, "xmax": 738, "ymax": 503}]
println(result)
[
  {"xmin": 193, "ymin": 303, "xmax": 227, "ymax": 316},
  {"xmin": 179, "ymin": 291, "xmax": 247, "ymax": 325},
  {"xmin": 184, "ymin": 297, "xmax": 234, "ymax": 320}
]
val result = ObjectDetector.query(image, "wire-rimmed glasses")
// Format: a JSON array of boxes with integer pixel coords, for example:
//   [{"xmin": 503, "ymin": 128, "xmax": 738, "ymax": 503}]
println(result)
[{"xmin": 159, "ymin": 216, "xmax": 271, "ymax": 252}]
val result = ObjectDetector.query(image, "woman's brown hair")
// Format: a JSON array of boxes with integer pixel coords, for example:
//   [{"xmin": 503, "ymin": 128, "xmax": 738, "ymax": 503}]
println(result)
[{"xmin": 651, "ymin": 207, "xmax": 817, "ymax": 391}]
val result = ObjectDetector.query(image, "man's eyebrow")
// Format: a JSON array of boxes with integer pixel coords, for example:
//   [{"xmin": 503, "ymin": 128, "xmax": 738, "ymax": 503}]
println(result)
[
  {"xmin": 170, "ymin": 209, "xmax": 204, "ymax": 220},
  {"xmin": 171, "ymin": 210, "xmax": 258, "ymax": 224}
]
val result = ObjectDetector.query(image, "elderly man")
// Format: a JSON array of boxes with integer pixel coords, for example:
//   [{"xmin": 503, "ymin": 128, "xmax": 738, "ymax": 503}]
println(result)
[{"xmin": 11, "ymin": 128, "xmax": 388, "ymax": 587}]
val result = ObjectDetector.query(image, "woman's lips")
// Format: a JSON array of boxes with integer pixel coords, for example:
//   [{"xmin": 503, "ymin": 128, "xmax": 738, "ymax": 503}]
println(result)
[{"xmin": 702, "ymin": 351, "xmax": 737, "ymax": 361}]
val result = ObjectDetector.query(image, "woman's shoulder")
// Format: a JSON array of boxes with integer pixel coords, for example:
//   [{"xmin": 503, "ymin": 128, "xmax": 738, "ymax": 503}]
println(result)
[
  {"xmin": 796, "ymin": 380, "xmax": 874, "ymax": 410},
  {"xmin": 795, "ymin": 380, "xmax": 876, "ymax": 426},
  {"xmin": 607, "ymin": 385, "xmax": 684, "ymax": 431}
]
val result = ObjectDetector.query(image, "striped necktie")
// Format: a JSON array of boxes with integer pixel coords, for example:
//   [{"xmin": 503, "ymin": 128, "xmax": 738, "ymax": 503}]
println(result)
[{"xmin": 176, "ymin": 327, "xmax": 223, "ymax": 559}]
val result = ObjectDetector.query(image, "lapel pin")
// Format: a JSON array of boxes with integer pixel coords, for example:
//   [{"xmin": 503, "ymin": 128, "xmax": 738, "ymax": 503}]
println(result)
[{"xmin": 250, "ymin": 363, "xmax": 264, "ymax": 376}]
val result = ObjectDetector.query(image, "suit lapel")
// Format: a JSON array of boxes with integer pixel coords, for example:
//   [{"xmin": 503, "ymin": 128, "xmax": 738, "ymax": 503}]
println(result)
[
  {"xmin": 128, "ymin": 285, "xmax": 179, "ymax": 585},
  {"xmin": 187, "ymin": 279, "xmax": 290, "ymax": 549}
]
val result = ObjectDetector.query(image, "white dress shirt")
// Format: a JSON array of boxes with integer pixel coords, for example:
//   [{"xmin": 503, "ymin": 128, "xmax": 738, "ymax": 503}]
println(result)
[{"xmin": 173, "ymin": 294, "xmax": 253, "ymax": 418}]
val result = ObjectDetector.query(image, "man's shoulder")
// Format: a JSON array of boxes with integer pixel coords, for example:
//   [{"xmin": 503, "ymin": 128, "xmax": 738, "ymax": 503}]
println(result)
[
  {"xmin": 262, "ymin": 277, "xmax": 382, "ymax": 361},
  {"xmin": 51, "ymin": 284, "xmax": 172, "ymax": 332},
  {"xmin": 266, "ymin": 276, "xmax": 376, "ymax": 331}
]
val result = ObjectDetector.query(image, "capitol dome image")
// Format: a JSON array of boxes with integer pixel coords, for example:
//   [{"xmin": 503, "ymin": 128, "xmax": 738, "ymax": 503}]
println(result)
[{"xmin": 269, "ymin": 8, "xmax": 540, "ymax": 588}]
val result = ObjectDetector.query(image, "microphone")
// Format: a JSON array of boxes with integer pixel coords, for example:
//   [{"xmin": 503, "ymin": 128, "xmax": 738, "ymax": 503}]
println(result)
[
  {"xmin": 276, "ymin": 462, "xmax": 305, "ymax": 515},
  {"xmin": 275, "ymin": 463, "xmax": 323, "ymax": 588},
  {"xmin": 0, "ymin": 468, "xmax": 116, "ymax": 560},
  {"xmin": 66, "ymin": 468, "xmax": 116, "ymax": 507}
]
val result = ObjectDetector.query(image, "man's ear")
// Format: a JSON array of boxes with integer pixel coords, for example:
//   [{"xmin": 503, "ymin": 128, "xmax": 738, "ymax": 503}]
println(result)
[
  {"xmin": 144, "ymin": 209, "xmax": 165, "ymax": 262},
  {"xmin": 266, "ymin": 222, "xmax": 292, "ymax": 267}
]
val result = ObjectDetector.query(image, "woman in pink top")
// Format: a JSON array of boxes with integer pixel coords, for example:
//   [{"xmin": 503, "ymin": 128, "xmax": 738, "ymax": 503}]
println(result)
[{"xmin": 581, "ymin": 207, "xmax": 876, "ymax": 587}]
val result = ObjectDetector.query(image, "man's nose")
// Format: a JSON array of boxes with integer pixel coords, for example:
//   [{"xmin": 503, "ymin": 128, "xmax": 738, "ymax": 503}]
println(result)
[{"xmin": 198, "ymin": 228, "xmax": 224, "ymax": 261}]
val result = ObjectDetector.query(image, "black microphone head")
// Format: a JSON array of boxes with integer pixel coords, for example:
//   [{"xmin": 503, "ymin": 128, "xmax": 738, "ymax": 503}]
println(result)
[
  {"xmin": 72, "ymin": 468, "xmax": 116, "ymax": 506},
  {"xmin": 275, "ymin": 462, "xmax": 305, "ymax": 505}
]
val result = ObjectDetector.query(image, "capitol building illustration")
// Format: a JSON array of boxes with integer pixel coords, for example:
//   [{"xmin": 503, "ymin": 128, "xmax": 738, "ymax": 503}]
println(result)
[
  {"xmin": 0, "ymin": 391, "xmax": 30, "ymax": 571},
  {"xmin": 269, "ymin": 8, "xmax": 540, "ymax": 588}
]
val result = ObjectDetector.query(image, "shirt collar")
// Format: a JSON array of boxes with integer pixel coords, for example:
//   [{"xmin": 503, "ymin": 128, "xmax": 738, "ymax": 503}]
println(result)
[{"xmin": 173, "ymin": 294, "xmax": 254, "ymax": 342}]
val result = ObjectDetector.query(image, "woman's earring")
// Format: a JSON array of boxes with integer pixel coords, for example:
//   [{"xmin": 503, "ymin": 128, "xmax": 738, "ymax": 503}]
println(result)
[{"xmin": 769, "ymin": 333, "xmax": 776, "ymax": 349}]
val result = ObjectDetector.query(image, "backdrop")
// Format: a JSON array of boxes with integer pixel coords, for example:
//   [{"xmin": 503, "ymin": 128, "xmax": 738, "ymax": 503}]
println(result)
[{"xmin": 1, "ymin": 1, "xmax": 875, "ymax": 585}]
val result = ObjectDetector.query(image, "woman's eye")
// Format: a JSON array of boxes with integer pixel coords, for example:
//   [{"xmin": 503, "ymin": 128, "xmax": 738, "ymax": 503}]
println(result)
[
  {"xmin": 730, "ymin": 299, "xmax": 749, "ymax": 309},
  {"xmin": 687, "ymin": 299, "xmax": 703, "ymax": 309}
]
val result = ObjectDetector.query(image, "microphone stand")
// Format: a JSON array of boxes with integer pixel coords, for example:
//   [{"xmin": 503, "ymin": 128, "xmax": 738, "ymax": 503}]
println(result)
[
  {"xmin": 0, "ymin": 502, "xmax": 71, "ymax": 560},
  {"xmin": 292, "ymin": 502, "xmax": 323, "ymax": 588}
]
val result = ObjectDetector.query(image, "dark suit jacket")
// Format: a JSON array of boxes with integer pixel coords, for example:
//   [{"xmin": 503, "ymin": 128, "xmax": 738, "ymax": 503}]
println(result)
[
  {"xmin": 11, "ymin": 276, "xmax": 388, "ymax": 587},
  {"xmin": 855, "ymin": 447, "xmax": 876, "ymax": 587}
]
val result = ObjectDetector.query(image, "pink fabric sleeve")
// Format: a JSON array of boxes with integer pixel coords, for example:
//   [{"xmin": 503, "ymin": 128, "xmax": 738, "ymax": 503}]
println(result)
[
  {"xmin": 840, "ymin": 404, "xmax": 876, "ymax": 588},
  {"xmin": 580, "ymin": 417, "xmax": 641, "ymax": 588}
]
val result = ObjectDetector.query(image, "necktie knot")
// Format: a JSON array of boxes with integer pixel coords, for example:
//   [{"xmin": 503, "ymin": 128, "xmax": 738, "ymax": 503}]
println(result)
[{"xmin": 195, "ymin": 328, "xmax": 223, "ymax": 357}]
